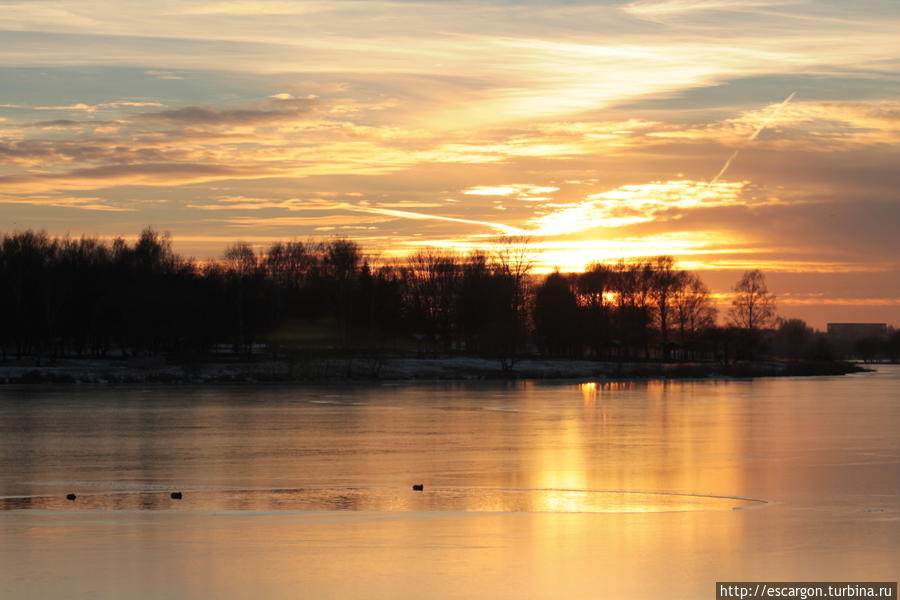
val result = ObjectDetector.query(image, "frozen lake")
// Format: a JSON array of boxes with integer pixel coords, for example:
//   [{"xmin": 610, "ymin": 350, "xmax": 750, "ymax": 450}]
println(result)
[{"xmin": 1, "ymin": 367, "xmax": 898, "ymax": 598}]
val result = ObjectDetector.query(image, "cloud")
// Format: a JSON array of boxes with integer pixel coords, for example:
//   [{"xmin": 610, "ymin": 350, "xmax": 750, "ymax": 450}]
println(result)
[
  {"xmin": 144, "ymin": 70, "xmax": 185, "ymax": 80},
  {"xmin": 188, "ymin": 195, "xmax": 345, "ymax": 211},
  {"xmin": 216, "ymin": 214, "xmax": 389, "ymax": 228},
  {"xmin": 525, "ymin": 180, "xmax": 748, "ymax": 235},
  {"xmin": 0, "ymin": 162, "xmax": 277, "ymax": 193},
  {"xmin": 3, "ymin": 1, "xmax": 898, "ymax": 131},
  {"xmin": 30, "ymin": 119, "xmax": 82, "ymax": 127},
  {"xmin": 139, "ymin": 97, "xmax": 316, "ymax": 126},
  {"xmin": 4, "ymin": 92, "xmax": 900, "ymax": 210},
  {"xmin": 176, "ymin": 1, "xmax": 326, "ymax": 16},
  {"xmin": 646, "ymin": 100, "xmax": 900, "ymax": 149},
  {"xmin": 776, "ymin": 296, "xmax": 900, "ymax": 306},
  {"xmin": 347, "ymin": 205, "xmax": 527, "ymax": 235},
  {"xmin": 463, "ymin": 184, "xmax": 560, "ymax": 197},
  {"xmin": 29, "ymin": 118, "xmax": 122, "ymax": 128},
  {"xmin": 0, "ymin": 138, "xmax": 198, "ymax": 167},
  {"xmin": 34, "ymin": 101, "xmax": 162, "ymax": 112},
  {"xmin": 0, "ymin": 194, "xmax": 133, "ymax": 212},
  {"xmin": 623, "ymin": 0, "xmax": 803, "ymax": 19}
]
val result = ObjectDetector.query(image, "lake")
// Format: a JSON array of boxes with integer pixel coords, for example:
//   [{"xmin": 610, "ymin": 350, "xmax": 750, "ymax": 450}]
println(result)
[{"xmin": 1, "ymin": 367, "xmax": 898, "ymax": 599}]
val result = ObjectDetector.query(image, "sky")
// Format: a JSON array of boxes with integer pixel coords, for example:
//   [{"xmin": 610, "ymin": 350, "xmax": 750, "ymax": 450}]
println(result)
[{"xmin": 1, "ymin": 0, "xmax": 899, "ymax": 328}]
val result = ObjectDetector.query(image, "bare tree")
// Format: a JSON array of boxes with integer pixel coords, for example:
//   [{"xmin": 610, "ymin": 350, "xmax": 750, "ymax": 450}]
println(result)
[
  {"xmin": 672, "ymin": 272, "xmax": 716, "ymax": 343},
  {"xmin": 577, "ymin": 262, "xmax": 615, "ymax": 310},
  {"xmin": 575, "ymin": 262, "xmax": 615, "ymax": 358},
  {"xmin": 728, "ymin": 269, "xmax": 776, "ymax": 332},
  {"xmin": 650, "ymin": 256, "xmax": 684, "ymax": 360},
  {"xmin": 493, "ymin": 236, "xmax": 537, "ymax": 368},
  {"xmin": 223, "ymin": 242, "xmax": 258, "ymax": 277},
  {"xmin": 405, "ymin": 248, "xmax": 461, "ymax": 354},
  {"xmin": 610, "ymin": 258, "xmax": 655, "ymax": 358},
  {"xmin": 223, "ymin": 242, "xmax": 259, "ymax": 355},
  {"xmin": 263, "ymin": 240, "xmax": 311, "ymax": 288},
  {"xmin": 493, "ymin": 236, "xmax": 536, "ymax": 281}
]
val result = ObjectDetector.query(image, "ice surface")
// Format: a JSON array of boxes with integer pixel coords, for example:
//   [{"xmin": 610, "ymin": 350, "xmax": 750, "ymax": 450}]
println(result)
[{"xmin": 1, "ymin": 366, "xmax": 898, "ymax": 599}]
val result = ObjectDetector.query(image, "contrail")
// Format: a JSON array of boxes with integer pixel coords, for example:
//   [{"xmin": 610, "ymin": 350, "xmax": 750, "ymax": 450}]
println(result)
[
  {"xmin": 749, "ymin": 91, "xmax": 796, "ymax": 140},
  {"xmin": 703, "ymin": 91, "xmax": 796, "ymax": 192}
]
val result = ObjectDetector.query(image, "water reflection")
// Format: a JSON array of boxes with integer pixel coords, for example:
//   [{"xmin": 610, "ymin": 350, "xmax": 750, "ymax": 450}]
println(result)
[
  {"xmin": 1, "ymin": 369, "xmax": 899, "ymax": 517},
  {"xmin": 579, "ymin": 381, "xmax": 597, "ymax": 406},
  {"xmin": 1, "ymin": 369, "xmax": 899, "ymax": 600},
  {"xmin": 0, "ymin": 487, "xmax": 763, "ymax": 512}
]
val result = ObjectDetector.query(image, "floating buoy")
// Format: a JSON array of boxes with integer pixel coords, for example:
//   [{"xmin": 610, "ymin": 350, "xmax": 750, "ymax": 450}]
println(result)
[
  {"xmin": 66, "ymin": 493, "xmax": 76, "ymax": 501},
  {"xmin": 412, "ymin": 484, "xmax": 424, "ymax": 491},
  {"xmin": 170, "ymin": 492, "xmax": 182, "ymax": 499}
]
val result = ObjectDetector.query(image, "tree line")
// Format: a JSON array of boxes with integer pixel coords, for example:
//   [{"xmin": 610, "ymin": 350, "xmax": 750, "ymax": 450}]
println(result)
[{"xmin": 0, "ymin": 228, "xmax": 863, "ymax": 365}]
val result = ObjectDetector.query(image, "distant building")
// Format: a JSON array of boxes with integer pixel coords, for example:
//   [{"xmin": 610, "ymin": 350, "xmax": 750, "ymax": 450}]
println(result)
[{"xmin": 826, "ymin": 323, "xmax": 888, "ymax": 341}]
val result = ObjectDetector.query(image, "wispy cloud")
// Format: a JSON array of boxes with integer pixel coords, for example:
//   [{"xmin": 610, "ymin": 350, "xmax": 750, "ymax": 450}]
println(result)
[
  {"xmin": 623, "ymin": 0, "xmax": 804, "ymax": 19},
  {"xmin": 176, "ymin": 1, "xmax": 327, "ymax": 16},
  {"xmin": 525, "ymin": 180, "xmax": 748, "ymax": 235},
  {"xmin": 34, "ymin": 101, "xmax": 162, "ymax": 112},
  {"xmin": 144, "ymin": 70, "xmax": 185, "ymax": 80},
  {"xmin": 140, "ymin": 97, "xmax": 316, "ymax": 126},
  {"xmin": 347, "ymin": 205, "xmax": 528, "ymax": 235},
  {"xmin": 0, "ymin": 194, "xmax": 133, "ymax": 212},
  {"xmin": 463, "ymin": 185, "xmax": 559, "ymax": 197}
]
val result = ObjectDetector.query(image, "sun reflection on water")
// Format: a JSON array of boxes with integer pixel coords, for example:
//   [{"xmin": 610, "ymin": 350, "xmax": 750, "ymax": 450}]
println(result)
[{"xmin": 579, "ymin": 382, "xmax": 597, "ymax": 406}]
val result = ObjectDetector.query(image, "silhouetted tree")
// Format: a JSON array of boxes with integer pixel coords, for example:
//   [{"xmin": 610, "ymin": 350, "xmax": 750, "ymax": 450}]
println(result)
[
  {"xmin": 671, "ymin": 273, "xmax": 717, "ymax": 360},
  {"xmin": 491, "ymin": 236, "xmax": 536, "ymax": 367},
  {"xmin": 854, "ymin": 337, "xmax": 884, "ymax": 363},
  {"xmin": 533, "ymin": 271, "xmax": 579, "ymax": 356},
  {"xmin": 456, "ymin": 251, "xmax": 494, "ymax": 353},
  {"xmin": 885, "ymin": 330, "xmax": 900, "ymax": 363},
  {"xmin": 611, "ymin": 259, "xmax": 654, "ymax": 359},
  {"xmin": 223, "ymin": 242, "xmax": 260, "ymax": 355},
  {"xmin": 575, "ymin": 262, "xmax": 615, "ymax": 358},
  {"xmin": 649, "ymin": 256, "xmax": 684, "ymax": 360},
  {"xmin": 728, "ymin": 269, "xmax": 777, "ymax": 331},
  {"xmin": 772, "ymin": 318, "xmax": 814, "ymax": 360},
  {"xmin": 672, "ymin": 274, "xmax": 715, "ymax": 338},
  {"xmin": 404, "ymin": 248, "xmax": 460, "ymax": 355},
  {"xmin": 727, "ymin": 269, "xmax": 777, "ymax": 359},
  {"xmin": 3, "ymin": 228, "xmax": 848, "ymax": 369}
]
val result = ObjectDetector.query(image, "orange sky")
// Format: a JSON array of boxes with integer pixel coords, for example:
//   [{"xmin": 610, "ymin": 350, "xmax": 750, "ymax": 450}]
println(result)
[{"xmin": 1, "ymin": 0, "xmax": 899, "ymax": 328}]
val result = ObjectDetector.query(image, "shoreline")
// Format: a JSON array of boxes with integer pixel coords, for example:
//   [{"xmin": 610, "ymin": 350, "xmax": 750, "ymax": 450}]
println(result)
[{"xmin": 0, "ymin": 357, "xmax": 870, "ymax": 385}]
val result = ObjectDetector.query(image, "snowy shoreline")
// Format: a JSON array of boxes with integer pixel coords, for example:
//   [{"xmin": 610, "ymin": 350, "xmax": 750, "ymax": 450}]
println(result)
[{"xmin": 0, "ymin": 357, "xmax": 867, "ymax": 385}]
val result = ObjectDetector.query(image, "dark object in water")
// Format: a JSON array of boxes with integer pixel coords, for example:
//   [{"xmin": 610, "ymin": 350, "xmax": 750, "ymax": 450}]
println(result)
[
  {"xmin": 66, "ymin": 493, "xmax": 76, "ymax": 501},
  {"xmin": 170, "ymin": 492, "xmax": 183, "ymax": 499},
  {"xmin": 412, "ymin": 484, "xmax": 424, "ymax": 491}
]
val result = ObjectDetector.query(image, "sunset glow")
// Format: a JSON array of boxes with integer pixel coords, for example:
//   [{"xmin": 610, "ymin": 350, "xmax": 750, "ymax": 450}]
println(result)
[{"xmin": 2, "ymin": 0, "xmax": 899, "ymax": 326}]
